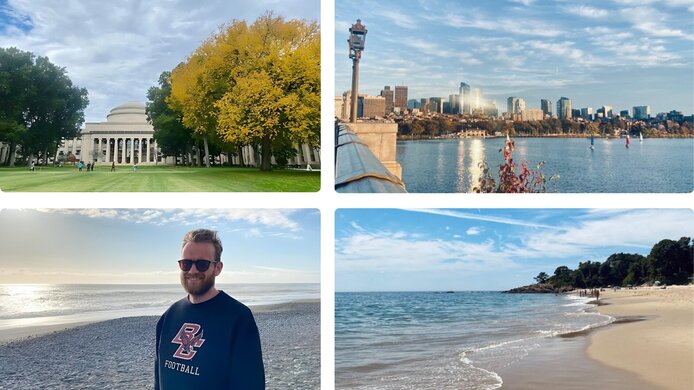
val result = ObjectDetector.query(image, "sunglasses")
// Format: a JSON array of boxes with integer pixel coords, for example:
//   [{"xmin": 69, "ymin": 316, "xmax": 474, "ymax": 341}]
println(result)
[{"xmin": 178, "ymin": 259, "xmax": 219, "ymax": 272}]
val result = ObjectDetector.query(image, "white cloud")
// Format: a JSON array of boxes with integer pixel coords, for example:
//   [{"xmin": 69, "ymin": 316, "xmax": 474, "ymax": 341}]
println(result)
[
  {"xmin": 403, "ymin": 209, "xmax": 562, "ymax": 230},
  {"xmin": 336, "ymin": 229, "xmax": 518, "ymax": 272},
  {"xmin": 0, "ymin": 0, "xmax": 319, "ymax": 122},
  {"xmin": 506, "ymin": 209, "xmax": 694, "ymax": 259},
  {"xmin": 36, "ymin": 208, "xmax": 301, "ymax": 231},
  {"xmin": 565, "ymin": 6, "xmax": 609, "ymax": 19},
  {"xmin": 620, "ymin": 6, "xmax": 692, "ymax": 39},
  {"xmin": 337, "ymin": 209, "xmax": 693, "ymax": 273},
  {"xmin": 510, "ymin": 0, "xmax": 535, "ymax": 6},
  {"xmin": 433, "ymin": 13, "xmax": 564, "ymax": 37},
  {"xmin": 466, "ymin": 227, "xmax": 482, "ymax": 235}
]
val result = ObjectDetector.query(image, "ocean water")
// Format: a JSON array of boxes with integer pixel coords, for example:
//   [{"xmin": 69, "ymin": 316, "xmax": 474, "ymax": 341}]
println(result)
[
  {"xmin": 397, "ymin": 138, "xmax": 694, "ymax": 192},
  {"xmin": 335, "ymin": 291, "xmax": 612, "ymax": 390},
  {"xmin": 0, "ymin": 283, "xmax": 319, "ymax": 332}
]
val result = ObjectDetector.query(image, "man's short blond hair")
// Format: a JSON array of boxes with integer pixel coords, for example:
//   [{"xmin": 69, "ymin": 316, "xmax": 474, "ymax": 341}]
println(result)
[{"xmin": 182, "ymin": 229, "xmax": 223, "ymax": 262}]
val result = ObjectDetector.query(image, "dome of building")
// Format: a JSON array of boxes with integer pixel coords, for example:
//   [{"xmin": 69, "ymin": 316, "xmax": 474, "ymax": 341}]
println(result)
[{"xmin": 106, "ymin": 101, "xmax": 148, "ymax": 123}]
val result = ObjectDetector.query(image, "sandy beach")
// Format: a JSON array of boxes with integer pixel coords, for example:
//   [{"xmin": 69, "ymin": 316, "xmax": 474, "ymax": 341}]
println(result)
[
  {"xmin": 587, "ymin": 286, "xmax": 694, "ymax": 390},
  {"xmin": 0, "ymin": 300, "xmax": 320, "ymax": 390}
]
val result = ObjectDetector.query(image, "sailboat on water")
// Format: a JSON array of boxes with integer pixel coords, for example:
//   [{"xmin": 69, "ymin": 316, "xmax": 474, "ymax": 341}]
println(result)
[
  {"xmin": 625, "ymin": 134, "xmax": 630, "ymax": 148},
  {"xmin": 639, "ymin": 132, "xmax": 643, "ymax": 143},
  {"xmin": 589, "ymin": 133, "xmax": 595, "ymax": 150}
]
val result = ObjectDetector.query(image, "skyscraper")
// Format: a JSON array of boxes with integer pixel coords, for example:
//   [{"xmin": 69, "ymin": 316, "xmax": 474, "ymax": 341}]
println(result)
[
  {"xmin": 394, "ymin": 86, "xmax": 408, "ymax": 112},
  {"xmin": 459, "ymin": 82, "xmax": 471, "ymax": 115},
  {"xmin": 472, "ymin": 88, "xmax": 481, "ymax": 110},
  {"xmin": 556, "ymin": 97, "xmax": 572, "ymax": 119},
  {"xmin": 449, "ymin": 94, "xmax": 459, "ymax": 114},
  {"xmin": 380, "ymin": 86, "xmax": 394, "ymax": 113},
  {"xmin": 633, "ymin": 106, "xmax": 651, "ymax": 120},
  {"xmin": 540, "ymin": 99, "xmax": 553, "ymax": 117},
  {"xmin": 507, "ymin": 97, "xmax": 519, "ymax": 115}
]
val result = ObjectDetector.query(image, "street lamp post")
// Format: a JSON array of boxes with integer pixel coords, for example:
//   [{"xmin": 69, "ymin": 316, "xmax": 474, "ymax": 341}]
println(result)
[{"xmin": 348, "ymin": 19, "xmax": 367, "ymax": 123}]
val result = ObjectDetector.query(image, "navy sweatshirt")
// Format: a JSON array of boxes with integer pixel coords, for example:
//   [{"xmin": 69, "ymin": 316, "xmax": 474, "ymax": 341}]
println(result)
[{"xmin": 154, "ymin": 291, "xmax": 265, "ymax": 389}]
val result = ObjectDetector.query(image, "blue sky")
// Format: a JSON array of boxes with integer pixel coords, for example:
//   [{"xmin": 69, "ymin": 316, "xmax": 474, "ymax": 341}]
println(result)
[
  {"xmin": 335, "ymin": 209, "xmax": 694, "ymax": 292},
  {"xmin": 335, "ymin": 0, "xmax": 694, "ymax": 114},
  {"xmin": 0, "ymin": 0, "xmax": 319, "ymax": 123},
  {"xmin": 0, "ymin": 209, "xmax": 320, "ymax": 284}
]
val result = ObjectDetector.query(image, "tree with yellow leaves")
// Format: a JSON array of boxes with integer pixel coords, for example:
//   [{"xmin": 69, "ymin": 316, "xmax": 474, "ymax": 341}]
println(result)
[{"xmin": 168, "ymin": 12, "xmax": 320, "ymax": 170}]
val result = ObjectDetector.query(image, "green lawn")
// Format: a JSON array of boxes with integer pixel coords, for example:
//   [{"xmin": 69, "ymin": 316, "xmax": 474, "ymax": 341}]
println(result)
[{"xmin": 0, "ymin": 165, "xmax": 320, "ymax": 192}]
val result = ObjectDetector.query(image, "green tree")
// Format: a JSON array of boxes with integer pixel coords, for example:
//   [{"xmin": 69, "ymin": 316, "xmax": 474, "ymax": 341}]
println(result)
[
  {"xmin": 647, "ymin": 237, "xmax": 693, "ymax": 285},
  {"xmin": 0, "ymin": 47, "xmax": 88, "ymax": 166},
  {"xmin": 534, "ymin": 272, "xmax": 549, "ymax": 284},
  {"xmin": 146, "ymin": 71, "xmax": 194, "ymax": 165}
]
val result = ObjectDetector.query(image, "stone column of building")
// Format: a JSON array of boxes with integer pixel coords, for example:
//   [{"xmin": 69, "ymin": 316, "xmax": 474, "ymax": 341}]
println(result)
[
  {"xmin": 312, "ymin": 147, "xmax": 320, "ymax": 163},
  {"xmin": 138, "ymin": 137, "xmax": 144, "ymax": 164},
  {"xmin": 302, "ymin": 144, "xmax": 313, "ymax": 164},
  {"xmin": 0, "ymin": 144, "xmax": 7, "ymax": 163},
  {"xmin": 153, "ymin": 140, "xmax": 158, "ymax": 163},
  {"xmin": 121, "ymin": 138, "xmax": 127, "ymax": 164},
  {"xmin": 83, "ymin": 135, "xmax": 92, "ymax": 163},
  {"xmin": 146, "ymin": 138, "xmax": 151, "ymax": 163},
  {"xmin": 106, "ymin": 138, "xmax": 112, "ymax": 163}
]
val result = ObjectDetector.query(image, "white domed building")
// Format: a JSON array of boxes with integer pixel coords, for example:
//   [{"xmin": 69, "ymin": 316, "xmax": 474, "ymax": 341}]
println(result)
[
  {"xmin": 58, "ymin": 101, "xmax": 170, "ymax": 165},
  {"xmin": 57, "ymin": 102, "xmax": 320, "ymax": 168}
]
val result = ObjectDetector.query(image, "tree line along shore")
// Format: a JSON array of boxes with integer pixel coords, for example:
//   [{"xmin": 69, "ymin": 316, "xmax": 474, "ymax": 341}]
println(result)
[
  {"xmin": 507, "ymin": 237, "xmax": 693, "ymax": 293},
  {"xmin": 396, "ymin": 116, "xmax": 694, "ymax": 139}
]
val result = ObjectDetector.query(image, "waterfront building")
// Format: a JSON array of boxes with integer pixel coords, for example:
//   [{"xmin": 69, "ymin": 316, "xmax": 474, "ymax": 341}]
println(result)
[
  {"xmin": 580, "ymin": 107, "xmax": 593, "ymax": 120},
  {"xmin": 449, "ymin": 94, "xmax": 460, "ymax": 114},
  {"xmin": 514, "ymin": 99, "xmax": 526, "ymax": 115},
  {"xmin": 556, "ymin": 97, "xmax": 572, "ymax": 119},
  {"xmin": 335, "ymin": 96, "xmax": 344, "ymax": 120},
  {"xmin": 420, "ymin": 98, "xmax": 430, "ymax": 113},
  {"xmin": 597, "ymin": 105, "xmax": 613, "ymax": 118},
  {"xmin": 380, "ymin": 86, "xmax": 394, "ymax": 113},
  {"xmin": 633, "ymin": 105, "xmax": 651, "ymax": 120},
  {"xmin": 507, "ymin": 97, "xmax": 525, "ymax": 115},
  {"xmin": 541, "ymin": 99, "xmax": 553, "ymax": 117},
  {"xmin": 429, "ymin": 97, "xmax": 443, "ymax": 114},
  {"xmin": 522, "ymin": 108, "xmax": 544, "ymax": 121},
  {"xmin": 619, "ymin": 110, "xmax": 630, "ymax": 118},
  {"xmin": 472, "ymin": 88, "xmax": 481, "ymax": 110},
  {"xmin": 394, "ymin": 86, "xmax": 408, "ymax": 112},
  {"xmin": 459, "ymin": 82, "xmax": 471, "ymax": 115},
  {"xmin": 407, "ymin": 99, "xmax": 419, "ymax": 110},
  {"xmin": 358, "ymin": 95, "xmax": 386, "ymax": 118},
  {"xmin": 572, "ymin": 109, "xmax": 581, "ymax": 119},
  {"xmin": 484, "ymin": 101, "xmax": 499, "ymax": 117}
]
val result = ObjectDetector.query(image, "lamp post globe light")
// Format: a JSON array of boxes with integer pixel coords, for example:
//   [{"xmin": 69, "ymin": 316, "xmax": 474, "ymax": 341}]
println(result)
[{"xmin": 348, "ymin": 19, "xmax": 367, "ymax": 123}]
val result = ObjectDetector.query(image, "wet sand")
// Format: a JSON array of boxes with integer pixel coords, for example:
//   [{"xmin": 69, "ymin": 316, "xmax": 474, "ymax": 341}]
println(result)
[
  {"xmin": 0, "ymin": 300, "xmax": 320, "ymax": 390},
  {"xmin": 499, "ymin": 286, "xmax": 693, "ymax": 390}
]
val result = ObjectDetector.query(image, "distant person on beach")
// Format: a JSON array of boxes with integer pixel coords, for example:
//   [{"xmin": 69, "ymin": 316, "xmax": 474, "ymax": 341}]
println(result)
[
  {"xmin": 154, "ymin": 229, "xmax": 265, "ymax": 389},
  {"xmin": 111, "ymin": 161, "xmax": 116, "ymax": 172}
]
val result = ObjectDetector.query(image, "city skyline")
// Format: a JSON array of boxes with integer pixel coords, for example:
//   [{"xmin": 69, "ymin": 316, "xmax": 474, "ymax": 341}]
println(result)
[
  {"xmin": 0, "ymin": 0, "xmax": 319, "ymax": 123},
  {"xmin": 336, "ymin": 209, "xmax": 694, "ymax": 292},
  {"xmin": 335, "ymin": 0, "xmax": 694, "ymax": 114},
  {"xmin": 0, "ymin": 209, "xmax": 320, "ymax": 284}
]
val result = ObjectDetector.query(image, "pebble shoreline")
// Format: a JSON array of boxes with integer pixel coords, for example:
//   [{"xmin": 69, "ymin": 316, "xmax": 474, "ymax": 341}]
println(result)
[{"xmin": 0, "ymin": 301, "xmax": 320, "ymax": 390}]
